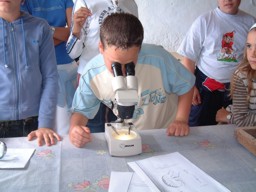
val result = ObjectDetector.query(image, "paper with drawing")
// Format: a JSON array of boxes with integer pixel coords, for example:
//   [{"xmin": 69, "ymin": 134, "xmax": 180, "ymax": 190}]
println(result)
[{"xmin": 128, "ymin": 152, "xmax": 230, "ymax": 192}]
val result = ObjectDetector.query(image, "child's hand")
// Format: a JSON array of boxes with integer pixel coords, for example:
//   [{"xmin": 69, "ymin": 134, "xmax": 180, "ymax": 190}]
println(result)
[
  {"xmin": 27, "ymin": 128, "xmax": 62, "ymax": 146},
  {"xmin": 192, "ymin": 86, "xmax": 201, "ymax": 106},
  {"xmin": 72, "ymin": 7, "xmax": 92, "ymax": 38},
  {"xmin": 166, "ymin": 119, "xmax": 189, "ymax": 137},
  {"xmin": 69, "ymin": 125, "xmax": 91, "ymax": 148},
  {"xmin": 216, "ymin": 107, "xmax": 229, "ymax": 123}
]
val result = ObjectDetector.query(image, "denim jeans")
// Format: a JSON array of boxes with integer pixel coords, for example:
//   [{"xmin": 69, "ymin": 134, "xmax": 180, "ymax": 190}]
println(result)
[
  {"xmin": 189, "ymin": 68, "xmax": 232, "ymax": 126},
  {"xmin": 86, "ymin": 103, "xmax": 117, "ymax": 133},
  {"xmin": 0, "ymin": 117, "xmax": 38, "ymax": 138}
]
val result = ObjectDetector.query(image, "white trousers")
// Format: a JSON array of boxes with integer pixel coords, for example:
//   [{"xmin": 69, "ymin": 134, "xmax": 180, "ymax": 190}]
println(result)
[{"xmin": 53, "ymin": 105, "xmax": 71, "ymax": 135}]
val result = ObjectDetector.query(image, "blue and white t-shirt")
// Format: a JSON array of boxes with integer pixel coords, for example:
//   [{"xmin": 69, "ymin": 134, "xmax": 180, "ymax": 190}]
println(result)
[{"xmin": 72, "ymin": 44, "xmax": 195, "ymax": 130}]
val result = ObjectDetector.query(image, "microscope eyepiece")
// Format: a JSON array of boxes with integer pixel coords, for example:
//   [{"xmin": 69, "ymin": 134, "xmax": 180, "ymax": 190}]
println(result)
[
  {"xmin": 111, "ymin": 61, "xmax": 138, "ymax": 120},
  {"xmin": 111, "ymin": 62, "xmax": 123, "ymax": 76},
  {"xmin": 112, "ymin": 62, "xmax": 136, "ymax": 77},
  {"xmin": 125, "ymin": 62, "xmax": 135, "ymax": 76}
]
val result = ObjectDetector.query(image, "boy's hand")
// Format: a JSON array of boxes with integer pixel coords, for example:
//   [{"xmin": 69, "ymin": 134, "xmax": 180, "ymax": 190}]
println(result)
[
  {"xmin": 72, "ymin": 7, "xmax": 92, "ymax": 38},
  {"xmin": 216, "ymin": 107, "xmax": 229, "ymax": 123},
  {"xmin": 192, "ymin": 86, "xmax": 201, "ymax": 106},
  {"xmin": 69, "ymin": 125, "xmax": 91, "ymax": 148},
  {"xmin": 166, "ymin": 120, "xmax": 189, "ymax": 136},
  {"xmin": 27, "ymin": 128, "xmax": 62, "ymax": 146}
]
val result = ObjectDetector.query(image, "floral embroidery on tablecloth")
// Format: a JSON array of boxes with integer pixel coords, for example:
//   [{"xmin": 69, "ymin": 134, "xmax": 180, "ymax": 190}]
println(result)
[
  {"xmin": 96, "ymin": 150, "xmax": 107, "ymax": 155},
  {"xmin": 36, "ymin": 149, "xmax": 55, "ymax": 158},
  {"xmin": 68, "ymin": 176, "xmax": 110, "ymax": 191},
  {"xmin": 142, "ymin": 144, "xmax": 154, "ymax": 153},
  {"xmin": 197, "ymin": 139, "xmax": 215, "ymax": 149},
  {"xmin": 69, "ymin": 180, "xmax": 91, "ymax": 191},
  {"xmin": 95, "ymin": 176, "xmax": 109, "ymax": 190}
]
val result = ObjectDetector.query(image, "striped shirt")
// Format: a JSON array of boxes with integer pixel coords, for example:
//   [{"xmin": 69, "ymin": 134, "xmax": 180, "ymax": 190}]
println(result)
[{"xmin": 231, "ymin": 70, "xmax": 256, "ymax": 126}]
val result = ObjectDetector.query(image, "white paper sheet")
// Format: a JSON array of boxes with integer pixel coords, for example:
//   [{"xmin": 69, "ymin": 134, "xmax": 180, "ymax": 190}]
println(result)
[
  {"xmin": 128, "ymin": 152, "xmax": 231, "ymax": 192},
  {"xmin": 108, "ymin": 172, "xmax": 150, "ymax": 192},
  {"xmin": 0, "ymin": 148, "xmax": 35, "ymax": 169}
]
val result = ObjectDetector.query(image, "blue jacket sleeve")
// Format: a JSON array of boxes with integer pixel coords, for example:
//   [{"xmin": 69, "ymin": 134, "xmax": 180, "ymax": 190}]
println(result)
[{"xmin": 38, "ymin": 23, "xmax": 58, "ymax": 128}]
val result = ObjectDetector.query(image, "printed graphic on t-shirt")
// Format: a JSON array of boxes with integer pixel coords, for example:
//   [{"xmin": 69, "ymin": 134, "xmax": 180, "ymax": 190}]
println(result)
[
  {"xmin": 217, "ymin": 31, "xmax": 238, "ymax": 62},
  {"xmin": 133, "ymin": 88, "xmax": 167, "ymax": 119},
  {"xmin": 82, "ymin": 2, "xmax": 124, "ymax": 46},
  {"xmin": 98, "ymin": 2, "xmax": 124, "ymax": 25}
]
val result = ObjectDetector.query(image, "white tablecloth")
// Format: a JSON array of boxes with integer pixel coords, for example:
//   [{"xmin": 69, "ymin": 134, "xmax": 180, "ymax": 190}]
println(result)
[{"xmin": 0, "ymin": 124, "xmax": 255, "ymax": 192}]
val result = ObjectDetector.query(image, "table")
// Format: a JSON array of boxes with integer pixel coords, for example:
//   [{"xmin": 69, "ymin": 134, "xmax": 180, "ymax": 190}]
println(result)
[{"xmin": 0, "ymin": 124, "xmax": 255, "ymax": 192}]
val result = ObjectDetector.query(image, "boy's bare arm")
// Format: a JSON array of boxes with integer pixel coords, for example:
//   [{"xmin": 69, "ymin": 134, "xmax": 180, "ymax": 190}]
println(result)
[
  {"xmin": 166, "ymin": 87, "xmax": 193, "ymax": 136},
  {"xmin": 69, "ymin": 112, "xmax": 91, "ymax": 148}
]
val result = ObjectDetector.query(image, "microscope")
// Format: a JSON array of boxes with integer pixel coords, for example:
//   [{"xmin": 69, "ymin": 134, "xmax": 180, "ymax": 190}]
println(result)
[{"xmin": 105, "ymin": 62, "xmax": 142, "ymax": 156}]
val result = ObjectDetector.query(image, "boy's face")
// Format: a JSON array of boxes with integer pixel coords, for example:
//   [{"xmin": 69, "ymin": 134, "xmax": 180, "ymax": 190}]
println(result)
[
  {"xmin": 0, "ymin": 0, "xmax": 22, "ymax": 14},
  {"xmin": 99, "ymin": 42, "xmax": 140, "ymax": 76},
  {"xmin": 218, "ymin": 0, "xmax": 241, "ymax": 15}
]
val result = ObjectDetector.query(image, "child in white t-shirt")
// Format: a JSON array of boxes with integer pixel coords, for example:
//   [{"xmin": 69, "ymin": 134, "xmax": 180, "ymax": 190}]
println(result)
[{"xmin": 177, "ymin": 0, "xmax": 256, "ymax": 126}]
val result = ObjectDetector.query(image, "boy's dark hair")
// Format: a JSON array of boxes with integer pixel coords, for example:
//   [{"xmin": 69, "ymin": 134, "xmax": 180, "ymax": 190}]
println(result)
[{"xmin": 100, "ymin": 13, "xmax": 144, "ymax": 49}]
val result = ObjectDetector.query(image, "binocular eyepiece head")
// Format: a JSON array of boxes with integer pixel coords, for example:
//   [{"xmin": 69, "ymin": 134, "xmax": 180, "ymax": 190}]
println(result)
[
  {"xmin": 111, "ymin": 62, "xmax": 137, "ymax": 120},
  {"xmin": 111, "ymin": 62, "xmax": 135, "ymax": 77}
]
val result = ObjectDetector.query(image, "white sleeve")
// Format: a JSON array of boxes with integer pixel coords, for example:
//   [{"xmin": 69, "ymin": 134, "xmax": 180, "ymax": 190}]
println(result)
[
  {"xmin": 66, "ymin": 0, "xmax": 87, "ymax": 60},
  {"xmin": 177, "ymin": 15, "xmax": 206, "ymax": 62},
  {"xmin": 66, "ymin": 33, "xmax": 85, "ymax": 60}
]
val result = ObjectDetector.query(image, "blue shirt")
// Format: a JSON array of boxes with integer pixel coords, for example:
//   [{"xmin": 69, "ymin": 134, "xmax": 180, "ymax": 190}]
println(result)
[
  {"xmin": 0, "ymin": 12, "xmax": 58, "ymax": 127},
  {"xmin": 21, "ymin": 0, "xmax": 74, "ymax": 65}
]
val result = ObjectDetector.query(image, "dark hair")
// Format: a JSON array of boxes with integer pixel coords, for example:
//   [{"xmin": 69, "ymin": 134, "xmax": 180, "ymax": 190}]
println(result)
[{"xmin": 100, "ymin": 13, "xmax": 144, "ymax": 50}]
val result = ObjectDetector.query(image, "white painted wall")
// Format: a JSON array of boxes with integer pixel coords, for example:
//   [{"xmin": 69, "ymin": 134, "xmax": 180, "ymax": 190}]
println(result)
[{"xmin": 134, "ymin": 0, "xmax": 256, "ymax": 52}]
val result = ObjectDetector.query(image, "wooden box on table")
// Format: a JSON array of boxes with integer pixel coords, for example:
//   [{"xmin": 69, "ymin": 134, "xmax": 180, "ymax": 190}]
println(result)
[{"xmin": 235, "ymin": 127, "xmax": 256, "ymax": 156}]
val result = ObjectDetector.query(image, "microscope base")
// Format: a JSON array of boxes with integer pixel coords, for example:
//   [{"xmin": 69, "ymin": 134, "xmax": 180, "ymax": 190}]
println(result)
[{"xmin": 105, "ymin": 123, "xmax": 142, "ymax": 157}]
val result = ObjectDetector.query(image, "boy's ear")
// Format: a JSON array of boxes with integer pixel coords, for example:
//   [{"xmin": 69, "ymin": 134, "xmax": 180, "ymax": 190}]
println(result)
[{"xmin": 98, "ymin": 41, "xmax": 104, "ymax": 54}]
